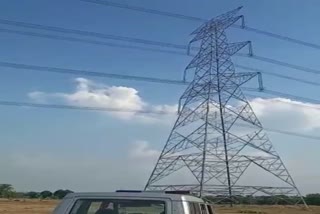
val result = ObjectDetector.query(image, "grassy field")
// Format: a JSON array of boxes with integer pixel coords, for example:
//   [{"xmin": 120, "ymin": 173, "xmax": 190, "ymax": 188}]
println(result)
[
  {"xmin": 0, "ymin": 199, "xmax": 320, "ymax": 214},
  {"xmin": 0, "ymin": 199, "xmax": 58, "ymax": 214}
]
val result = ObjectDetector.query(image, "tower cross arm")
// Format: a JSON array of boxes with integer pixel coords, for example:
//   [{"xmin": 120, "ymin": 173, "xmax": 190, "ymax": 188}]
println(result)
[
  {"xmin": 224, "ymin": 72, "xmax": 260, "ymax": 86},
  {"xmin": 227, "ymin": 41, "xmax": 252, "ymax": 56}
]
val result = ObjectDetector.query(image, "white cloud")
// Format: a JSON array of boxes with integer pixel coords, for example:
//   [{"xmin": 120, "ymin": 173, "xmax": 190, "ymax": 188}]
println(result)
[
  {"xmin": 129, "ymin": 140, "xmax": 160, "ymax": 160},
  {"xmin": 25, "ymin": 83, "xmax": 320, "ymax": 194},
  {"xmin": 28, "ymin": 91, "xmax": 50, "ymax": 103},
  {"xmin": 249, "ymin": 97, "xmax": 320, "ymax": 131},
  {"xmin": 29, "ymin": 78, "xmax": 320, "ymax": 130},
  {"xmin": 28, "ymin": 78, "xmax": 176, "ymax": 123}
]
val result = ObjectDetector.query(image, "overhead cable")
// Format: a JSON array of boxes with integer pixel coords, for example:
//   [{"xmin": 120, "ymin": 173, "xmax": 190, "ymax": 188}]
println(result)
[
  {"xmin": 1, "ymin": 26, "xmax": 318, "ymax": 88},
  {"xmin": 0, "ymin": 99, "xmax": 319, "ymax": 141},
  {"xmin": 1, "ymin": 60, "xmax": 319, "ymax": 107},
  {"xmin": 80, "ymin": 0, "xmax": 320, "ymax": 51}
]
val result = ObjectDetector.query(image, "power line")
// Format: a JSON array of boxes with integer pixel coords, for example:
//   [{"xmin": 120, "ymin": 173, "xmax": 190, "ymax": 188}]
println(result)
[
  {"xmin": 246, "ymin": 93, "xmax": 320, "ymax": 112},
  {"xmin": 263, "ymin": 127, "xmax": 320, "ymax": 141},
  {"xmin": 236, "ymin": 122, "xmax": 320, "ymax": 141},
  {"xmin": 1, "ymin": 22, "xmax": 319, "ymax": 107},
  {"xmin": 1, "ymin": 26, "xmax": 319, "ymax": 88},
  {"xmin": 235, "ymin": 64, "xmax": 320, "ymax": 87},
  {"xmin": 236, "ymin": 53, "xmax": 320, "ymax": 75},
  {"xmin": 0, "ymin": 61, "xmax": 186, "ymax": 85},
  {"xmin": 81, "ymin": 0, "xmax": 205, "ymax": 22},
  {"xmin": 0, "ymin": 28, "xmax": 186, "ymax": 56},
  {"xmin": 0, "ymin": 99, "xmax": 319, "ymax": 141},
  {"xmin": 263, "ymin": 89, "xmax": 320, "ymax": 104},
  {"xmin": 1, "ymin": 60, "xmax": 320, "ymax": 107},
  {"xmin": 1, "ymin": 18, "xmax": 320, "ymax": 79},
  {"xmin": 0, "ymin": 4, "xmax": 317, "ymax": 149},
  {"xmin": 80, "ymin": 0, "xmax": 320, "ymax": 51},
  {"xmin": 1, "ymin": 17, "xmax": 320, "ymax": 78},
  {"xmin": 0, "ymin": 60, "xmax": 257, "ymax": 92},
  {"xmin": 0, "ymin": 19, "xmax": 187, "ymax": 50},
  {"xmin": 246, "ymin": 88, "xmax": 320, "ymax": 105},
  {"xmin": 0, "ymin": 100, "xmax": 165, "ymax": 114},
  {"xmin": 249, "ymin": 89, "xmax": 320, "ymax": 106},
  {"xmin": 234, "ymin": 25, "xmax": 320, "ymax": 50}
]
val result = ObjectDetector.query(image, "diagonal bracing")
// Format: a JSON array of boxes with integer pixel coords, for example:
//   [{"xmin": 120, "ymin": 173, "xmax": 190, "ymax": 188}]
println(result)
[{"xmin": 145, "ymin": 7, "xmax": 306, "ymax": 207}]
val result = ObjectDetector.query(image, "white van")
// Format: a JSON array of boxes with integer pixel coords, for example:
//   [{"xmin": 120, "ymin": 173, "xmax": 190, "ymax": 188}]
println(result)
[{"xmin": 52, "ymin": 191, "xmax": 215, "ymax": 214}]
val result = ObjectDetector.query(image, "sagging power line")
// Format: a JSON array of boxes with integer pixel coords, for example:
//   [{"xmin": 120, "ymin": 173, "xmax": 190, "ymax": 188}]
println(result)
[
  {"xmin": 235, "ymin": 65, "xmax": 320, "ymax": 87},
  {"xmin": 0, "ymin": 19, "xmax": 187, "ymax": 50},
  {"xmin": 0, "ymin": 61, "xmax": 187, "ymax": 85},
  {"xmin": 0, "ymin": 100, "xmax": 163, "ymax": 114},
  {"xmin": 0, "ymin": 60, "xmax": 319, "ymax": 108},
  {"xmin": 239, "ymin": 54, "xmax": 320, "ymax": 75},
  {"xmin": 80, "ymin": 0, "xmax": 320, "ymax": 51},
  {"xmin": 0, "ymin": 100, "xmax": 319, "ymax": 142},
  {"xmin": 0, "ymin": 28, "xmax": 187, "ymax": 56},
  {"xmin": 0, "ymin": 25, "xmax": 319, "ymax": 88}
]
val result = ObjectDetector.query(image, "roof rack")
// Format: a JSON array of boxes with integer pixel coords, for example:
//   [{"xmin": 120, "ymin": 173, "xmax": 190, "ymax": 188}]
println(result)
[
  {"xmin": 116, "ymin": 190, "xmax": 142, "ymax": 193},
  {"xmin": 115, "ymin": 190, "xmax": 191, "ymax": 195},
  {"xmin": 164, "ymin": 191, "xmax": 191, "ymax": 195}
]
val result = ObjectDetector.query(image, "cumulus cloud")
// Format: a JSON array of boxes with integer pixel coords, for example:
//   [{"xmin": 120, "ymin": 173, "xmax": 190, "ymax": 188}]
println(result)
[
  {"xmin": 28, "ymin": 91, "xmax": 51, "ymax": 103},
  {"xmin": 28, "ymin": 78, "xmax": 177, "ymax": 123},
  {"xmin": 129, "ymin": 141, "xmax": 160, "ymax": 160},
  {"xmin": 249, "ymin": 97, "xmax": 320, "ymax": 131},
  {"xmin": 13, "ymin": 88, "xmax": 320, "ymax": 193},
  {"xmin": 28, "ymin": 81, "xmax": 320, "ymax": 129}
]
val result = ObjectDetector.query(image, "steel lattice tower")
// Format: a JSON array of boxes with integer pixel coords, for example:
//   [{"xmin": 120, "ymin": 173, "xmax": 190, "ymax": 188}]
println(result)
[{"xmin": 145, "ymin": 7, "xmax": 306, "ymax": 206}]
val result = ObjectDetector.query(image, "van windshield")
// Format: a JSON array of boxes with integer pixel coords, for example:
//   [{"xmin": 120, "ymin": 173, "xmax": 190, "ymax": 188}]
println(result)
[{"xmin": 70, "ymin": 199, "xmax": 165, "ymax": 214}]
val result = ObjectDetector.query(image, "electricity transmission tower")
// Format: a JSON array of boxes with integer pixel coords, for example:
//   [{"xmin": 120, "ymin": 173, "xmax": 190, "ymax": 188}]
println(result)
[{"xmin": 145, "ymin": 7, "xmax": 306, "ymax": 206}]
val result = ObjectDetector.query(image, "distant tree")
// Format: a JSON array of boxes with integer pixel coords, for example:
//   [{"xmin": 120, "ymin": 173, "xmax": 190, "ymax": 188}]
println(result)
[
  {"xmin": 305, "ymin": 194, "xmax": 320, "ymax": 205},
  {"xmin": 15, "ymin": 192, "xmax": 25, "ymax": 198},
  {"xmin": 0, "ymin": 184, "xmax": 16, "ymax": 198},
  {"xmin": 2, "ymin": 190, "xmax": 16, "ymax": 199},
  {"xmin": 40, "ymin": 190, "xmax": 53, "ymax": 199},
  {"xmin": 53, "ymin": 189, "xmax": 73, "ymax": 199},
  {"xmin": 25, "ymin": 191, "xmax": 39, "ymax": 199}
]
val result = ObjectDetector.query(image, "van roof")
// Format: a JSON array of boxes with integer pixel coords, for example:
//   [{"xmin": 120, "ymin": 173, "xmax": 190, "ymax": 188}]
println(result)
[{"xmin": 65, "ymin": 192, "xmax": 204, "ymax": 203}]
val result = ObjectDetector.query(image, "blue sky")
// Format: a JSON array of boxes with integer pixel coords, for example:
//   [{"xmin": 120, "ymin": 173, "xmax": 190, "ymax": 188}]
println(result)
[{"xmin": 0, "ymin": 0, "xmax": 320, "ymax": 194}]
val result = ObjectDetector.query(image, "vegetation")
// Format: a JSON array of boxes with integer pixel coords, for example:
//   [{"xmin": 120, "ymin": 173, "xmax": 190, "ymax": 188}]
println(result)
[
  {"xmin": 0, "ymin": 184, "xmax": 73, "ymax": 200},
  {"xmin": 40, "ymin": 190, "xmax": 53, "ymax": 199},
  {"xmin": 1, "ymin": 184, "xmax": 320, "ymax": 206},
  {"xmin": 205, "ymin": 194, "xmax": 320, "ymax": 206},
  {"xmin": 53, "ymin": 189, "xmax": 73, "ymax": 199},
  {"xmin": 305, "ymin": 194, "xmax": 320, "ymax": 205},
  {"xmin": 0, "ymin": 184, "xmax": 16, "ymax": 198}
]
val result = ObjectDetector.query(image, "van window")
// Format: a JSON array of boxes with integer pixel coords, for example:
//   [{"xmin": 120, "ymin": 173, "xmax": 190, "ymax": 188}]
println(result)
[
  {"xmin": 69, "ymin": 199, "xmax": 165, "ymax": 214},
  {"xmin": 206, "ymin": 205, "xmax": 214, "ymax": 214},
  {"xmin": 188, "ymin": 202, "xmax": 201, "ymax": 214},
  {"xmin": 200, "ymin": 204, "xmax": 208, "ymax": 214}
]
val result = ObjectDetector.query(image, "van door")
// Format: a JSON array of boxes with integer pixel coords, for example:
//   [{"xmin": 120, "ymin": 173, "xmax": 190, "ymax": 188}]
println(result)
[{"xmin": 188, "ymin": 202, "xmax": 202, "ymax": 214}]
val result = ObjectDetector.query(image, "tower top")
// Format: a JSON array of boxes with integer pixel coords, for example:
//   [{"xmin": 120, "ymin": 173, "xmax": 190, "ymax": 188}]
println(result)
[{"xmin": 190, "ymin": 7, "xmax": 244, "ymax": 43}]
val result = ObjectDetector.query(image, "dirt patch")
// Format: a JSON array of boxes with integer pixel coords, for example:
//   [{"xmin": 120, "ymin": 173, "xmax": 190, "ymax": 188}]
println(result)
[
  {"xmin": 0, "ymin": 199, "xmax": 59, "ymax": 214},
  {"xmin": 217, "ymin": 205, "xmax": 320, "ymax": 214}
]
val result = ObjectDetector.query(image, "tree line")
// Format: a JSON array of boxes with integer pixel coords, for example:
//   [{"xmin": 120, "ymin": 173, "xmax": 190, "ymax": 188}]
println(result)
[
  {"xmin": 1, "ymin": 184, "xmax": 320, "ymax": 205},
  {"xmin": 205, "ymin": 194, "xmax": 320, "ymax": 206},
  {"xmin": 0, "ymin": 184, "xmax": 73, "ymax": 199}
]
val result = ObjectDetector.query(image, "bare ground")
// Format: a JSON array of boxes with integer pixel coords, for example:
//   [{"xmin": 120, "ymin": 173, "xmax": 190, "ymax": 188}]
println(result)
[
  {"xmin": 0, "ymin": 199, "xmax": 320, "ymax": 214},
  {"xmin": 0, "ymin": 199, "xmax": 58, "ymax": 214}
]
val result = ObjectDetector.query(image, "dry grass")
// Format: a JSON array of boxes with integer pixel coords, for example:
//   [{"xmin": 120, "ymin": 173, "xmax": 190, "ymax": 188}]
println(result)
[
  {"xmin": 0, "ymin": 199, "xmax": 58, "ymax": 214},
  {"xmin": 0, "ymin": 199, "xmax": 320, "ymax": 214},
  {"xmin": 217, "ymin": 205, "xmax": 320, "ymax": 214}
]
